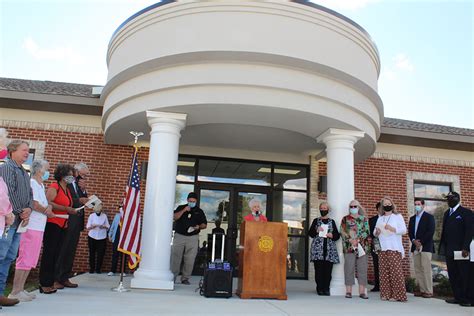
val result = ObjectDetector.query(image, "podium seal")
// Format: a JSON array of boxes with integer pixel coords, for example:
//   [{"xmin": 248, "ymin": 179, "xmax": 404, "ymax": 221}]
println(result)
[{"xmin": 258, "ymin": 235, "xmax": 274, "ymax": 253}]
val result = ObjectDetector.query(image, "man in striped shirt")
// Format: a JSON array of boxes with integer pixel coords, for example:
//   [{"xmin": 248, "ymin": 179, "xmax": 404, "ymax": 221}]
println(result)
[{"xmin": 0, "ymin": 140, "xmax": 33, "ymax": 307}]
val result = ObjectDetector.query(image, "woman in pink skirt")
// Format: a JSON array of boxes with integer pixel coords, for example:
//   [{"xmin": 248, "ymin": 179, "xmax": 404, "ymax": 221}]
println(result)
[{"xmin": 8, "ymin": 160, "xmax": 54, "ymax": 302}]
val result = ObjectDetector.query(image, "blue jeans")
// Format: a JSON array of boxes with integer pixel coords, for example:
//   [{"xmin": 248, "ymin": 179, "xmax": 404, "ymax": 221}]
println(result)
[{"xmin": 0, "ymin": 227, "xmax": 21, "ymax": 295}]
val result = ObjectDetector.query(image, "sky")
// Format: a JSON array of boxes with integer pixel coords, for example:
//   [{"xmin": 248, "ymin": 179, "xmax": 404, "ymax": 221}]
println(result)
[{"xmin": 0, "ymin": 0, "xmax": 473, "ymax": 128}]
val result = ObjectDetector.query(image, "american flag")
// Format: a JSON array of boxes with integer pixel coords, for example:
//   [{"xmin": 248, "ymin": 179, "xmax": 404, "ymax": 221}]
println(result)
[{"xmin": 118, "ymin": 146, "xmax": 142, "ymax": 269}]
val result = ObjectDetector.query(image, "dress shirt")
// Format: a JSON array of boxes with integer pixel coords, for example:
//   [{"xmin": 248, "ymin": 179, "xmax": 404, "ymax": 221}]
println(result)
[
  {"xmin": 0, "ymin": 158, "xmax": 33, "ymax": 227},
  {"xmin": 414, "ymin": 210, "xmax": 424, "ymax": 237},
  {"xmin": 449, "ymin": 204, "xmax": 460, "ymax": 216}
]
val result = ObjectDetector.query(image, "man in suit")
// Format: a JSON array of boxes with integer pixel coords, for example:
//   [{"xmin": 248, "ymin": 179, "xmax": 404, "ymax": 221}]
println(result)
[
  {"xmin": 54, "ymin": 162, "xmax": 89, "ymax": 289},
  {"xmin": 368, "ymin": 202, "xmax": 380, "ymax": 292},
  {"xmin": 439, "ymin": 191, "xmax": 473, "ymax": 307},
  {"xmin": 408, "ymin": 198, "xmax": 435, "ymax": 298}
]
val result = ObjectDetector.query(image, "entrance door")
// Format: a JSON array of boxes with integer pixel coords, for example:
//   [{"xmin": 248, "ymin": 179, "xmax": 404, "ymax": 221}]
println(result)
[{"xmin": 196, "ymin": 183, "xmax": 270, "ymax": 276}]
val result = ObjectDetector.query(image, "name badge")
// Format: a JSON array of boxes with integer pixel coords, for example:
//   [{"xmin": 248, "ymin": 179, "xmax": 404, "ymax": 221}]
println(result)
[{"xmin": 188, "ymin": 213, "xmax": 192, "ymax": 219}]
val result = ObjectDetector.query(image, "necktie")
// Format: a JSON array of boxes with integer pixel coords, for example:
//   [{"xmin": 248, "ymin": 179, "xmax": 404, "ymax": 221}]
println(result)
[{"xmin": 449, "ymin": 208, "xmax": 454, "ymax": 216}]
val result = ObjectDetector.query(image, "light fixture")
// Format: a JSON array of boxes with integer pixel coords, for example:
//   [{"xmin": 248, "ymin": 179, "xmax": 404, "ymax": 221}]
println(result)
[
  {"xmin": 257, "ymin": 167, "xmax": 300, "ymax": 175},
  {"xmin": 178, "ymin": 161, "xmax": 195, "ymax": 167}
]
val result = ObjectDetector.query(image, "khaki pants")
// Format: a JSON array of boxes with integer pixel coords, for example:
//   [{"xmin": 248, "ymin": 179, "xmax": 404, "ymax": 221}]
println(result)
[
  {"xmin": 344, "ymin": 253, "xmax": 368, "ymax": 286},
  {"xmin": 414, "ymin": 252, "xmax": 433, "ymax": 294},
  {"xmin": 171, "ymin": 233, "xmax": 199, "ymax": 281}
]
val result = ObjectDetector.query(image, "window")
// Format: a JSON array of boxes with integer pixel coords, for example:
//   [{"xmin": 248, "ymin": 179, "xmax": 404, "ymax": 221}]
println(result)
[
  {"xmin": 414, "ymin": 181, "xmax": 451, "ymax": 260},
  {"xmin": 198, "ymin": 159, "xmax": 271, "ymax": 186}
]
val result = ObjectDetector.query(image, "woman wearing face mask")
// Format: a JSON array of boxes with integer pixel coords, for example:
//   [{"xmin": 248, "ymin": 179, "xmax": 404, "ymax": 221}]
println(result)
[
  {"xmin": 39, "ymin": 164, "xmax": 77, "ymax": 294},
  {"xmin": 374, "ymin": 196, "xmax": 407, "ymax": 302},
  {"xmin": 243, "ymin": 199, "xmax": 268, "ymax": 222},
  {"xmin": 86, "ymin": 203, "xmax": 109, "ymax": 274},
  {"xmin": 308, "ymin": 202, "xmax": 340, "ymax": 295},
  {"xmin": 9, "ymin": 160, "xmax": 55, "ymax": 301},
  {"xmin": 340, "ymin": 200, "xmax": 370, "ymax": 299}
]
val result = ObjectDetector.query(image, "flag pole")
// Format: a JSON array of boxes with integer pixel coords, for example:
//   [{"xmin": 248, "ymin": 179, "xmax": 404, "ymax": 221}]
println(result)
[{"xmin": 111, "ymin": 131, "xmax": 143, "ymax": 293}]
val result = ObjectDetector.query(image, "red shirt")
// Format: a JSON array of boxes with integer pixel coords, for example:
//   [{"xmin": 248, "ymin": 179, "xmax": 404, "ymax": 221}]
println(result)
[
  {"xmin": 47, "ymin": 182, "xmax": 72, "ymax": 228},
  {"xmin": 243, "ymin": 213, "xmax": 268, "ymax": 222}
]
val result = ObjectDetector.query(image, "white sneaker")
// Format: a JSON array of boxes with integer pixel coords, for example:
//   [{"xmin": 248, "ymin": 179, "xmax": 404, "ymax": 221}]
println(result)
[
  {"xmin": 23, "ymin": 290, "xmax": 36, "ymax": 299},
  {"xmin": 107, "ymin": 272, "xmax": 114, "ymax": 276},
  {"xmin": 8, "ymin": 291, "xmax": 32, "ymax": 302}
]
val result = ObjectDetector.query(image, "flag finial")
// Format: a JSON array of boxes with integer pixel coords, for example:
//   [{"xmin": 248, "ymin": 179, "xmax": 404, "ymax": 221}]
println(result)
[{"xmin": 129, "ymin": 131, "xmax": 144, "ymax": 144}]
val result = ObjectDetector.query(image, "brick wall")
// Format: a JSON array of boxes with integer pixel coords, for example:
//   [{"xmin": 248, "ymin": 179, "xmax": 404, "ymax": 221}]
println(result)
[
  {"xmin": 319, "ymin": 157, "xmax": 473, "ymax": 281},
  {"xmin": 6, "ymin": 126, "xmax": 474, "ymax": 280},
  {"xmin": 7, "ymin": 127, "xmax": 150, "ymax": 275}
]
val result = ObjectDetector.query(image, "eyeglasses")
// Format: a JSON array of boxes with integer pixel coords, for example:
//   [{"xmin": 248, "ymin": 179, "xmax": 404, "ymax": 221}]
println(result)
[{"xmin": 349, "ymin": 205, "xmax": 358, "ymax": 208}]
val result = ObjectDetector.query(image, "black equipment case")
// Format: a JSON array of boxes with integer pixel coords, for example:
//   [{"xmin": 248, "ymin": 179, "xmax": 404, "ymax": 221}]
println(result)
[{"xmin": 202, "ymin": 233, "xmax": 233, "ymax": 298}]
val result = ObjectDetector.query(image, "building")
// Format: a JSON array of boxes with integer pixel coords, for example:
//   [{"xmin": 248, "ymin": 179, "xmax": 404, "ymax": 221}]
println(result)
[{"xmin": 0, "ymin": 0, "xmax": 473, "ymax": 292}]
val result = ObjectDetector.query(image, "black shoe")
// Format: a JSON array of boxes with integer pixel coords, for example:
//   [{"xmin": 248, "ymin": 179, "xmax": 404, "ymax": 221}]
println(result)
[
  {"xmin": 370, "ymin": 287, "xmax": 380, "ymax": 292},
  {"xmin": 323, "ymin": 291, "xmax": 330, "ymax": 296},
  {"xmin": 445, "ymin": 298, "xmax": 459, "ymax": 304},
  {"xmin": 316, "ymin": 291, "xmax": 323, "ymax": 295},
  {"xmin": 459, "ymin": 302, "xmax": 471, "ymax": 307}
]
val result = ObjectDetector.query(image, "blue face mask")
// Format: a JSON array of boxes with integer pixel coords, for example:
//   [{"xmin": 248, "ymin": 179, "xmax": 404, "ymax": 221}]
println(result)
[
  {"xmin": 41, "ymin": 171, "xmax": 50, "ymax": 181},
  {"xmin": 349, "ymin": 207, "xmax": 359, "ymax": 215},
  {"xmin": 188, "ymin": 202, "xmax": 196, "ymax": 208},
  {"xmin": 415, "ymin": 205, "xmax": 423, "ymax": 213}
]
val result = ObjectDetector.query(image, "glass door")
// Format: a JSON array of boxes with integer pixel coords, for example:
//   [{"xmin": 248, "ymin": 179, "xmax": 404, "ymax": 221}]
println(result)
[
  {"xmin": 195, "ymin": 184, "xmax": 270, "ymax": 276},
  {"xmin": 193, "ymin": 187, "xmax": 231, "ymax": 275}
]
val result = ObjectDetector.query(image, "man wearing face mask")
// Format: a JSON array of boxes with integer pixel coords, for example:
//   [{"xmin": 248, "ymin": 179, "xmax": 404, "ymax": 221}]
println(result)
[
  {"xmin": 439, "ymin": 192, "xmax": 473, "ymax": 307},
  {"xmin": 55, "ymin": 162, "xmax": 89, "ymax": 289},
  {"xmin": 408, "ymin": 198, "xmax": 435, "ymax": 298},
  {"xmin": 171, "ymin": 192, "xmax": 207, "ymax": 285}
]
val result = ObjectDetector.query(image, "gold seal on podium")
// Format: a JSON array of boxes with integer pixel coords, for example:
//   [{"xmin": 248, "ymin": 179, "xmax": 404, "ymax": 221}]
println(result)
[{"xmin": 258, "ymin": 235, "xmax": 274, "ymax": 253}]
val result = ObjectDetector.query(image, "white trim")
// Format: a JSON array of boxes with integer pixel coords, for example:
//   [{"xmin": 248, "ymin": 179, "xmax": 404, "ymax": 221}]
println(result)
[
  {"xmin": 372, "ymin": 151, "xmax": 473, "ymax": 167},
  {"xmin": 1, "ymin": 119, "xmax": 103, "ymax": 134}
]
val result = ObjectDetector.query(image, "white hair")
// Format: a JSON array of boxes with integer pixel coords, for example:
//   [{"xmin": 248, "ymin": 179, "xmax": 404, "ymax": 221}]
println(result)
[
  {"xmin": 31, "ymin": 159, "xmax": 49, "ymax": 176},
  {"xmin": 74, "ymin": 162, "xmax": 89, "ymax": 172},
  {"xmin": 248, "ymin": 199, "xmax": 262, "ymax": 208},
  {"xmin": 0, "ymin": 128, "xmax": 9, "ymax": 146}
]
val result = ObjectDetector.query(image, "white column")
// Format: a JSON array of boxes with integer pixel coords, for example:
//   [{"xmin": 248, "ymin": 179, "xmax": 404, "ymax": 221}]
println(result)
[
  {"xmin": 131, "ymin": 111, "xmax": 187, "ymax": 290},
  {"xmin": 317, "ymin": 128, "xmax": 364, "ymax": 295}
]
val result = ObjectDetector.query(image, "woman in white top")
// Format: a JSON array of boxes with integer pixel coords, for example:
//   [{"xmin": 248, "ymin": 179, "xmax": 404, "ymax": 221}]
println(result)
[
  {"xmin": 374, "ymin": 196, "xmax": 407, "ymax": 302},
  {"xmin": 86, "ymin": 203, "xmax": 109, "ymax": 274},
  {"xmin": 9, "ymin": 160, "xmax": 54, "ymax": 302}
]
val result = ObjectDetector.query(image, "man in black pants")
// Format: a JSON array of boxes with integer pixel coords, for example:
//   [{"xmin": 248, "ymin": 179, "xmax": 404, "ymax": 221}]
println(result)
[
  {"xmin": 439, "ymin": 192, "xmax": 473, "ymax": 307},
  {"xmin": 54, "ymin": 163, "xmax": 89, "ymax": 289},
  {"xmin": 369, "ymin": 202, "xmax": 381, "ymax": 292}
]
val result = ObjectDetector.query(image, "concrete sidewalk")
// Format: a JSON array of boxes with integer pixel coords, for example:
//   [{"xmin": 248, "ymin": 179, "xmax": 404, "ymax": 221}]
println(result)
[{"xmin": 3, "ymin": 273, "xmax": 472, "ymax": 316}]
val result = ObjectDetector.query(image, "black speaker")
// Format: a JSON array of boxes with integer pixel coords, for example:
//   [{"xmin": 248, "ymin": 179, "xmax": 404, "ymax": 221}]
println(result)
[{"xmin": 203, "ymin": 263, "xmax": 233, "ymax": 298}]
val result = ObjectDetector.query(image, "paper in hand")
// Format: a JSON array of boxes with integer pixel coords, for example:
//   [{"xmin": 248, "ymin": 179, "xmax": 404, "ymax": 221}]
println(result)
[
  {"xmin": 357, "ymin": 243, "xmax": 366, "ymax": 257},
  {"xmin": 16, "ymin": 220, "xmax": 28, "ymax": 233},
  {"xmin": 318, "ymin": 224, "xmax": 329, "ymax": 238},
  {"xmin": 454, "ymin": 251, "xmax": 469, "ymax": 261},
  {"xmin": 187, "ymin": 226, "xmax": 195, "ymax": 233},
  {"xmin": 85, "ymin": 195, "xmax": 102, "ymax": 208}
]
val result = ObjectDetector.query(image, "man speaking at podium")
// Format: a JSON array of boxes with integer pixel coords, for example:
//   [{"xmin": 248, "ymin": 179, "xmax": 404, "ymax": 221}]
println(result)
[
  {"xmin": 243, "ymin": 199, "xmax": 268, "ymax": 222},
  {"xmin": 171, "ymin": 192, "xmax": 207, "ymax": 285}
]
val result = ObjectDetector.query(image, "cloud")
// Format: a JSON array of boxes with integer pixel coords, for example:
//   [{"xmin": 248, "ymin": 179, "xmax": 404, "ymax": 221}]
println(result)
[
  {"xmin": 312, "ymin": 0, "xmax": 379, "ymax": 10},
  {"xmin": 22, "ymin": 37, "xmax": 85, "ymax": 65},
  {"xmin": 380, "ymin": 53, "xmax": 414, "ymax": 81},
  {"xmin": 393, "ymin": 53, "xmax": 414, "ymax": 72}
]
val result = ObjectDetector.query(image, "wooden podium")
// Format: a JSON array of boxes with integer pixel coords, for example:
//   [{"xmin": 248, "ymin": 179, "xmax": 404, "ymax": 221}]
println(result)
[{"xmin": 236, "ymin": 221, "xmax": 288, "ymax": 300}]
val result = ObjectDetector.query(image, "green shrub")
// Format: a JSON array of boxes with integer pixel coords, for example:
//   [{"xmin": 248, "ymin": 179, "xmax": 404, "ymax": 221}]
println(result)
[
  {"xmin": 434, "ymin": 276, "xmax": 453, "ymax": 297},
  {"xmin": 405, "ymin": 277, "xmax": 419, "ymax": 293}
]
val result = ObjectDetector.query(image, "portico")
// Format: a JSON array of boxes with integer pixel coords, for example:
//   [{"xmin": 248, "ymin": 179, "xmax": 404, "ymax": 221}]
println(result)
[{"xmin": 101, "ymin": 0, "xmax": 383, "ymax": 291}]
